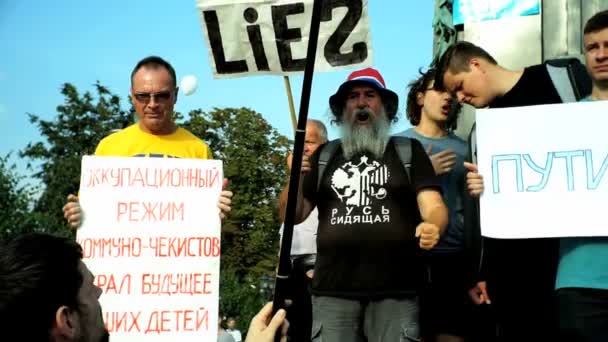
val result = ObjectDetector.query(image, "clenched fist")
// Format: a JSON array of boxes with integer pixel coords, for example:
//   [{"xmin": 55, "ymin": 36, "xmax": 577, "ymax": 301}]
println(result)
[
  {"xmin": 464, "ymin": 162, "xmax": 484, "ymax": 198},
  {"xmin": 286, "ymin": 152, "xmax": 311, "ymax": 174},
  {"xmin": 415, "ymin": 222, "xmax": 440, "ymax": 250}
]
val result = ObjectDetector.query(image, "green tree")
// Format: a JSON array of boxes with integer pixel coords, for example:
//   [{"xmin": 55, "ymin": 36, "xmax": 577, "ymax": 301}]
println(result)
[
  {"xmin": 0, "ymin": 155, "xmax": 36, "ymax": 240},
  {"xmin": 21, "ymin": 82, "xmax": 134, "ymax": 236},
  {"xmin": 184, "ymin": 107, "xmax": 290, "ymax": 326},
  {"xmin": 218, "ymin": 266, "xmax": 264, "ymax": 333}
]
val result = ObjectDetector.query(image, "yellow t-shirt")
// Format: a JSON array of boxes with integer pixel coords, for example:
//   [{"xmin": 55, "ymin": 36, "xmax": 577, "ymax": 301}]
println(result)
[{"xmin": 94, "ymin": 124, "xmax": 212, "ymax": 159}]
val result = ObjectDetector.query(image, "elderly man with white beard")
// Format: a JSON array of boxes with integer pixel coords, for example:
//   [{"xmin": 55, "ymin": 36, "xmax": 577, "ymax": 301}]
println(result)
[{"xmin": 279, "ymin": 67, "xmax": 448, "ymax": 342}]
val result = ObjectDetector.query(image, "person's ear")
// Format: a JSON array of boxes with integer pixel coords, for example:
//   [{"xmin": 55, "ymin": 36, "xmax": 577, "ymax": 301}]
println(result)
[
  {"xmin": 416, "ymin": 92, "xmax": 425, "ymax": 106},
  {"xmin": 174, "ymin": 87, "xmax": 179, "ymax": 104},
  {"xmin": 469, "ymin": 58, "xmax": 487, "ymax": 73},
  {"xmin": 52, "ymin": 306, "xmax": 78, "ymax": 340}
]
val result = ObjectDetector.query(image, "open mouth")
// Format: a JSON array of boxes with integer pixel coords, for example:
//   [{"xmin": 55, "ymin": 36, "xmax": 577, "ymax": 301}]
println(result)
[
  {"xmin": 356, "ymin": 111, "xmax": 370, "ymax": 123},
  {"xmin": 441, "ymin": 103, "xmax": 451, "ymax": 115},
  {"xmin": 441, "ymin": 99, "xmax": 455, "ymax": 115}
]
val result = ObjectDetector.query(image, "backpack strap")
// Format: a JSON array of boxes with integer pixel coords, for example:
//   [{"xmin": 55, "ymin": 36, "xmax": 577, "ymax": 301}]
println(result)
[
  {"xmin": 546, "ymin": 58, "xmax": 592, "ymax": 102},
  {"xmin": 317, "ymin": 139, "xmax": 341, "ymax": 192},
  {"xmin": 468, "ymin": 123, "xmax": 477, "ymax": 164},
  {"xmin": 390, "ymin": 136, "xmax": 412, "ymax": 183},
  {"xmin": 317, "ymin": 137, "xmax": 413, "ymax": 191},
  {"xmin": 546, "ymin": 62, "xmax": 577, "ymax": 102},
  {"xmin": 565, "ymin": 59, "xmax": 592, "ymax": 100}
]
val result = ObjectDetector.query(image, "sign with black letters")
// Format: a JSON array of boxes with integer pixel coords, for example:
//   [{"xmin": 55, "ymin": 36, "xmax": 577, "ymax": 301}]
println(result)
[{"xmin": 196, "ymin": 0, "xmax": 373, "ymax": 77}]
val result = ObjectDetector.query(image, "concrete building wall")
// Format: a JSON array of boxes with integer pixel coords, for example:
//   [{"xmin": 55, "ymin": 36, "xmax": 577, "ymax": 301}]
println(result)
[{"xmin": 450, "ymin": 0, "xmax": 608, "ymax": 140}]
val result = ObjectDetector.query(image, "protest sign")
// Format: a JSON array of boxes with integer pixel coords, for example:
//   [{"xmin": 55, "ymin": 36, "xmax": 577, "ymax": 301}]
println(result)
[
  {"xmin": 196, "ymin": 0, "xmax": 372, "ymax": 77},
  {"xmin": 476, "ymin": 101, "xmax": 608, "ymax": 238},
  {"xmin": 76, "ymin": 156, "xmax": 222, "ymax": 342}
]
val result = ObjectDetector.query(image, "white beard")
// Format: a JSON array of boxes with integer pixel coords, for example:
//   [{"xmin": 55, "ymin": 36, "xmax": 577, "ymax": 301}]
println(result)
[{"xmin": 340, "ymin": 108, "xmax": 391, "ymax": 160}]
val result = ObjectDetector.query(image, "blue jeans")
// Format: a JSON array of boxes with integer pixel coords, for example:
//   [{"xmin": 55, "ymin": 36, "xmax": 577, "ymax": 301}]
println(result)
[{"xmin": 311, "ymin": 295, "xmax": 420, "ymax": 342}]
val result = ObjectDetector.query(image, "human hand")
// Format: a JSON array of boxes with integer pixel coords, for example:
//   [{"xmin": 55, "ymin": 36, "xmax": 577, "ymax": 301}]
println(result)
[
  {"xmin": 286, "ymin": 152, "xmax": 311, "ymax": 174},
  {"xmin": 428, "ymin": 145, "xmax": 457, "ymax": 175},
  {"xmin": 464, "ymin": 162, "xmax": 484, "ymax": 197},
  {"xmin": 62, "ymin": 194, "xmax": 82, "ymax": 229},
  {"xmin": 218, "ymin": 178, "xmax": 233, "ymax": 220},
  {"xmin": 468, "ymin": 281, "xmax": 491, "ymax": 305},
  {"xmin": 245, "ymin": 302, "xmax": 289, "ymax": 342},
  {"xmin": 415, "ymin": 222, "xmax": 440, "ymax": 250}
]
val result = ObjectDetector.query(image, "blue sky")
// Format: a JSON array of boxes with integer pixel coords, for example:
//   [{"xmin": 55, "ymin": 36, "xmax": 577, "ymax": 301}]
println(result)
[{"xmin": 0, "ymin": 1, "xmax": 434, "ymax": 171}]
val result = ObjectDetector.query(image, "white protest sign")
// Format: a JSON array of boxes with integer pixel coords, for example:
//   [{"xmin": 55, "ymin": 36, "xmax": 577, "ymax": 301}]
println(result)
[
  {"xmin": 196, "ymin": 0, "xmax": 373, "ymax": 77},
  {"xmin": 75, "ymin": 156, "xmax": 222, "ymax": 342},
  {"xmin": 476, "ymin": 101, "xmax": 608, "ymax": 239}
]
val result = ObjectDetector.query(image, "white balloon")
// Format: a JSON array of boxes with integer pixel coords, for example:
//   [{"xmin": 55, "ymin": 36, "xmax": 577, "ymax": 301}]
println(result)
[{"xmin": 180, "ymin": 75, "xmax": 198, "ymax": 96}]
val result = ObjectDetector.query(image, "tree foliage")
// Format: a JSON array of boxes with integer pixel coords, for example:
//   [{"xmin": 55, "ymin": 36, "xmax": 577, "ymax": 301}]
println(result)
[
  {"xmin": 218, "ymin": 266, "xmax": 266, "ymax": 332},
  {"xmin": 183, "ymin": 107, "xmax": 290, "ymax": 324},
  {"xmin": 20, "ymin": 82, "xmax": 134, "ymax": 236},
  {"xmin": 0, "ymin": 155, "xmax": 37, "ymax": 240}
]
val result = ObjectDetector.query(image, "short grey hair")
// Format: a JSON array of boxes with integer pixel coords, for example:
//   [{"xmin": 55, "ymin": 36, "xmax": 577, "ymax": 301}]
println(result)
[{"xmin": 308, "ymin": 119, "xmax": 328, "ymax": 143}]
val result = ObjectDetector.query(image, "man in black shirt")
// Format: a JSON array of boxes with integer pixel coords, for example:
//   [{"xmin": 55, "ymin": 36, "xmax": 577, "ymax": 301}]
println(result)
[
  {"xmin": 279, "ymin": 67, "xmax": 448, "ymax": 341},
  {"xmin": 433, "ymin": 41, "xmax": 579, "ymax": 341}
]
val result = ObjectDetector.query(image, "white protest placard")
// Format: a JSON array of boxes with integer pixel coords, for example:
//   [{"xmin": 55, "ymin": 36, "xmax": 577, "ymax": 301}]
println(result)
[
  {"xmin": 476, "ymin": 101, "xmax": 608, "ymax": 239},
  {"xmin": 196, "ymin": 0, "xmax": 373, "ymax": 77},
  {"xmin": 75, "ymin": 156, "xmax": 222, "ymax": 342}
]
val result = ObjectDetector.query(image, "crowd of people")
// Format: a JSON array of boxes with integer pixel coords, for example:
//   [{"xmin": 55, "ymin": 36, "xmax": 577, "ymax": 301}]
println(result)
[
  {"xmin": 276, "ymin": 8, "xmax": 608, "ymax": 342},
  {"xmin": 1, "ymin": 8, "xmax": 607, "ymax": 342}
]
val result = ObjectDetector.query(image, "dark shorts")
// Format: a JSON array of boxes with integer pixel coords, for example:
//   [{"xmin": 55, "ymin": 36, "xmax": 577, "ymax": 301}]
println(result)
[
  {"xmin": 419, "ymin": 251, "xmax": 473, "ymax": 338},
  {"xmin": 311, "ymin": 295, "xmax": 420, "ymax": 342}
]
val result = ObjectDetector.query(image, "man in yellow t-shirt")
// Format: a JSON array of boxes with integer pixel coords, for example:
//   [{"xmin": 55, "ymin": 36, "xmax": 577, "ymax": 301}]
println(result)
[
  {"xmin": 63, "ymin": 56, "xmax": 232, "ymax": 227},
  {"xmin": 94, "ymin": 123, "xmax": 212, "ymax": 159}
]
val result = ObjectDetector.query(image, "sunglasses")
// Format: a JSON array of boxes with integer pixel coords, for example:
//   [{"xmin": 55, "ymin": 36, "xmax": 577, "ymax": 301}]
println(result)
[{"xmin": 133, "ymin": 90, "xmax": 174, "ymax": 103}]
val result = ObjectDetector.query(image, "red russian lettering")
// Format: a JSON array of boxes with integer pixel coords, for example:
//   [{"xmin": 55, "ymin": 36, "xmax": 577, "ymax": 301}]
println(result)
[
  {"xmin": 117, "ymin": 202, "xmax": 128, "ymax": 222},
  {"xmin": 118, "ymin": 274, "xmax": 132, "ymax": 295},
  {"xmin": 196, "ymin": 307, "xmax": 208, "ymax": 331},
  {"xmin": 128, "ymin": 311, "xmax": 141, "ymax": 332},
  {"xmin": 209, "ymin": 168, "xmax": 220, "ymax": 187},
  {"xmin": 142, "ymin": 202, "xmax": 158, "ymax": 222},
  {"xmin": 170, "ymin": 168, "xmax": 183, "ymax": 187},
  {"xmin": 131, "ymin": 168, "xmax": 145, "ymax": 187},
  {"xmin": 202, "ymin": 273, "xmax": 212, "ymax": 294}
]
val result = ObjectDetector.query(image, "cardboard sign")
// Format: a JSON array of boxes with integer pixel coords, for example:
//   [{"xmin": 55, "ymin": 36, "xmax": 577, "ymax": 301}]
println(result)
[
  {"xmin": 76, "ymin": 156, "xmax": 222, "ymax": 342},
  {"xmin": 196, "ymin": 0, "xmax": 373, "ymax": 77},
  {"xmin": 476, "ymin": 101, "xmax": 608, "ymax": 239}
]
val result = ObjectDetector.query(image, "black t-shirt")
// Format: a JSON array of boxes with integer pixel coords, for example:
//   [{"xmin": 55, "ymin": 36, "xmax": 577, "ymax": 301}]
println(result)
[
  {"xmin": 467, "ymin": 63, "xmax": 563, "ymax": 285},
  {"xmin": 468, "ymin": 63, "xmax": 563, "ymax": 161},
  {"xmin": 302, "ymin": 138, "xmax": 440, "ymax": 298},
  {"xmin": 489, "ymin": 63, "xmax": 562, "ymax": 108}
]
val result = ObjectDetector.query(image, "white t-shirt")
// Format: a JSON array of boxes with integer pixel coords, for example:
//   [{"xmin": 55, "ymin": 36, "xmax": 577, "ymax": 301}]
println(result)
[
  {"xmin": 227, "ymin": 329, "xmax": 242, "ymax": 342},
  {"xmin": 279, "ymin": 207, "xmax": 319, "ymax": 256}
]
